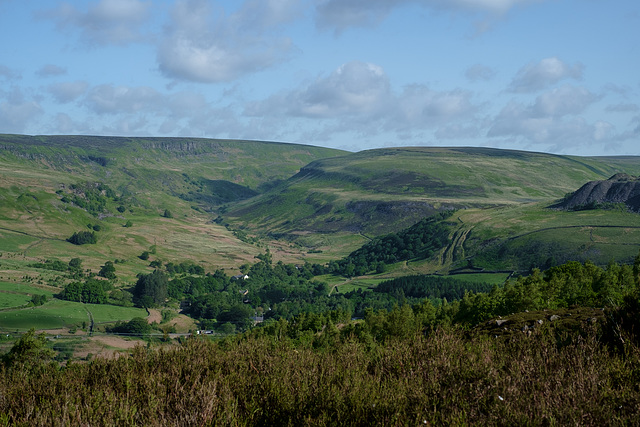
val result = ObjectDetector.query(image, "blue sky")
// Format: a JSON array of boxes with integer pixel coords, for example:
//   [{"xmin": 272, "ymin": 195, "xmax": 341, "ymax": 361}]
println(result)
[{"xmin": 1, "ymin": 0, "xmax": 639, "ymax": 155}]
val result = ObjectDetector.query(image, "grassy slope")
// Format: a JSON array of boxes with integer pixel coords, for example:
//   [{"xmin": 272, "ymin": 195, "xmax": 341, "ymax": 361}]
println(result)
[
  {"xmin": 0, "ymin": 134, "xmax": 345, "ymax": 270},
  {"xmin": 224, "ymin": 146, "xmax": 640, "ymax": 264}
]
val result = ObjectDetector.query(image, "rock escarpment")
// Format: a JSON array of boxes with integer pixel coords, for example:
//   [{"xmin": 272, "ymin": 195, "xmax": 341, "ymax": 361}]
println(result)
[{"xmin": 555, "ymin": 173, "xmax": 640, "ymax": 212}]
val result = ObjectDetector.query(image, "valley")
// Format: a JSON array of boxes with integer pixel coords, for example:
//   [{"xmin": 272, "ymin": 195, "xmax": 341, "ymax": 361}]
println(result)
[{"xmin": 2, "ymin": 135, "xmax": 640, "ymax": 424}]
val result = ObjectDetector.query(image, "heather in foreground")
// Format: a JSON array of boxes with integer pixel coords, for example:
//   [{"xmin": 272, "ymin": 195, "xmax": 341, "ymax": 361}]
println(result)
[{"xmin": 1, "ymin": 325, "xmax": 639, "ymax": 426}]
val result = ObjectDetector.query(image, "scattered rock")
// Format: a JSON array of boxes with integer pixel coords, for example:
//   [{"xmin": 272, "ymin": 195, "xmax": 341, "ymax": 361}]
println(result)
[
  {"xmin": 496, "ymin": 319, "xmax": 508, "ymax": 326},
  {"xmin": 549, "ymin": 315, "xmax": 560, "ymax": 321},
  {"xmin": 537, "ymin": 319, "xmax": 544, "ymax": 325}
]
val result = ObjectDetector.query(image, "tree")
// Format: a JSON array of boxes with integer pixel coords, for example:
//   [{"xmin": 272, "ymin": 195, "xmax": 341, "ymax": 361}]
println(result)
[
  {"xmin": 98, "ymin": 261, "xmax": 116, "ymax": 280},
  {"xmin": 162, "ymin": 209, "xmax": 173, "ymax": 218},
  {"xmin": 68, "ymin": 258, "xmax": 83, "ymax": 271},
  {"xmin": 59, "ymin": 282, "xmax": 84, "ymax": 302},
  {"xmin": 3, "ymin": 329, "xmax": 55, "ymax": 367},
  {"xmin": 134, "ymin": 270, "xmax": 169, "ymax": 307},
  {"xmin": 82, "ymin": 280, "xmax": 107, "ymax": 304},
  {"xmin": 30, "ymin": 294, "xmax": 47, "ymax": 306}
]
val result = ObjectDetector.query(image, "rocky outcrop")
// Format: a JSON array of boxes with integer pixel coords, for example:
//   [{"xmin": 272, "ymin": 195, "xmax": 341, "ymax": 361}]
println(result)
[{"xmin": 554, "ymin": 173, "xmax": 640, "ymax": 212}]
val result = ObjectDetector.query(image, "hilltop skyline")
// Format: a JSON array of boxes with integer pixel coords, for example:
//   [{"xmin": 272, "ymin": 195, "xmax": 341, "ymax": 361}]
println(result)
[{"xmin": 1, "ymin": 0, "xmax": 639, "ymax": 155}]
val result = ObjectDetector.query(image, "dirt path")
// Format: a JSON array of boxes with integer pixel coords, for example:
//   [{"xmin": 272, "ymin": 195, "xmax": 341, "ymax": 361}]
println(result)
[
  {"xmin": 77, "ymin": 335, "xmax": 146, "ymax": 359},
  {"xmin": 146, "ymin": 308, "xmax": 162, "ymax": 324}
]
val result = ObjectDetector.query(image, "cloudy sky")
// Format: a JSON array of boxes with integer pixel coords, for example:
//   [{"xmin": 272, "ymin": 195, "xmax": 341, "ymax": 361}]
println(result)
[{"xmin": 1, "ymin": 0, "xmax": 639, "ymax": 155}]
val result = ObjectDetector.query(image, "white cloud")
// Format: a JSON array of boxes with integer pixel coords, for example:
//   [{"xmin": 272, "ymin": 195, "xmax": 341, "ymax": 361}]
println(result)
[
  {"xmin": 48, "ymin": 81, "xmax": 89, "ymax": 103},
  {"xmin": 157, "ymin": 0, "xmax": 298, "ymax": 83},
  {"xmin": 246, "ymin": 61, "xmax": 477, "ymax": 141},
  {"xmin": 0, "ymin": 89, "xmax": 43, "ymax": 133},
  {"xmin": 531, "ymin": 85, "xmax": 598, "ymax": 117},
  {"xmin": 52, "ymin": 112, "xmax": 77, "ymax": 133},
  {"xmin": 42, "ymin": 0, "xmax": 152, "ymax": 46},
  {"xmin": 508, "ymin": 57, "xmax": 584, "ymax": 93},
  {"xmin": 246, "ymin": 61, "xmax": 391, "ymax": 118},
  {"xmin": 487, "ymin": 86, "xmax": 608, "ymax": 149},
  {"xmin": 391, "ymin": 84, "xmax": 476, "ymax": 127}
]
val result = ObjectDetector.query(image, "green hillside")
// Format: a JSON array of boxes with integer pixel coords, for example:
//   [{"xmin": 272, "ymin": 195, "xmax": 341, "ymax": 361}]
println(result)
[
  {"xmin": 3, "ymin": 136, "xmax": 640, "ymax": 282},
  {"xmin": 0, "ymin": 134, "xmax": 345, "ymax": 274},
  {"xmin": 222, "ymin": 147, "xmax": 640, "ymax": 260}
]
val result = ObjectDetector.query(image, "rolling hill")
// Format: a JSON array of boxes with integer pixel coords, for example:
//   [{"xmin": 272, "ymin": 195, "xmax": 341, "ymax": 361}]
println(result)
[
  {"xmin": 2, "ymin": 135, "xmax": 640, "ymax": 278},
  {"xmin": 221, "ymin": 147, "xmax": 640, "ymax": 268},
  {"xmin": 0, "ymin": 134, "xmax": 345, "ymax": 277}
]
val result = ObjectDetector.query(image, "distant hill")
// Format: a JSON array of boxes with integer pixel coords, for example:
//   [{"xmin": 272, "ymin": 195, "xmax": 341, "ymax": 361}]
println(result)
[
  {"xmin": 2, "ymin": 135, "xmax": 640, "ymax": 275},
  {"xmin": 0, "ymin": 134, "xmax": 345, "ymax": 274},
  {"xmin": 554, "ymin": 173, "xmax": 640, "ymax": 212},
  {"xmin": 0, "ymin": 134, "xmax": 345, "ymax": 193},
  {"xmin": 223, "ymin": 146, "xmax": 640, "ymax": 239}
]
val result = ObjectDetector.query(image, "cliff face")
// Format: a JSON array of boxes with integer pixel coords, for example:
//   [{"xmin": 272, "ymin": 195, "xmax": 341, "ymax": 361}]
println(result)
[{"xmin": 556, "ymin": 173, "xmax": 640, "ymax": 212}]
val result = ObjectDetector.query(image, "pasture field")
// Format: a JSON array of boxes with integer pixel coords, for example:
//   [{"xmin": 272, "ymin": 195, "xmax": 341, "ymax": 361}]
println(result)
[
  {"xmin": 335, "ymin": 278, "xmax": 383, "ymax": 293},
  {"xmin": 0, "ymin": 299, "xmax": 147, "ymax": 332},
  {"xmin": 0, "ymin": 281, "xmax": 56, "ymax": 310}
]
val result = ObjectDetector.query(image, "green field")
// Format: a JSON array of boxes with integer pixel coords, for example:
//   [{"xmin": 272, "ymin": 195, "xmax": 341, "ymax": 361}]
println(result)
[
  {"xmin": 0, "ymin": 299, "xmax": 147, "ymax": 331},
  {"xmin": 0, "ymin": 281, "xmax": 56, "ymax": 310}
]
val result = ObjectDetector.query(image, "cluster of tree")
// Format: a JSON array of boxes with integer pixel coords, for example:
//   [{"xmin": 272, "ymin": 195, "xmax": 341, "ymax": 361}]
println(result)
[
  {"xmin": 451, "ymin": 258, "xmax": 639, "ymax": 326},
  {"xmin": 178, "ymin": 248, "xmax": 494, "ymax": 330},
  {"xmin": 98, "ymin": 261, "xmax": 116, "ymax": 280},
  {"xmin": 106, "ymin": 317, "xmax": 151, "ymax": 337},
  {"xmin": 29, "ymin": 294, "xmax": 48, "ymax": 306},
  {"xmin": 374, "ymin": 274, "xmax": 494, "ymax": 301},
  {"xmin": 133, "ymin": 270, "xmax": 168, "ymax": 307},
  {"xmin": 59, "ymin": 182, "xmax": 118, "ymax": 216},
  {"xmin": 314, "ymin": 211, "xmax": 454, "ymax": 277},
  {"xmin": 28, "ymin": 259, "xmax": 78, "ymax": 272},
  {"xmin": 67, "ymin": 231, "xmax": 97, "ymax": 245},
  {"xmin": 249, "ymin": 254, "xmax": 640, "ymax": 349},
  {"xmin": 57, "ymin": 279, "xmax": 111, "ymax": 304},
  {"xmin": 165, "ymin": 261, "xmax": 204, "ymax": 276}
]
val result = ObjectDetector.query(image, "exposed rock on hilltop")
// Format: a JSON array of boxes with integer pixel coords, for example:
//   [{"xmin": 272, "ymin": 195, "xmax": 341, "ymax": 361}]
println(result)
[{"xmin": 555, "ymin": 173, "xmax": 640, "ymax": 212}]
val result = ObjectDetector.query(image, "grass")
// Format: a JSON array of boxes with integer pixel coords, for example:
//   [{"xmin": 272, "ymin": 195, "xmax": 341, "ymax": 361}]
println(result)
[
  {"xmin": 0, "ymin": 282, "xmax": 56, "ymax": 310},
  {"xmin": 335, "ymin": 279, "xmax": 380, "ymax": 293},
  {"xmin": 0, "ymin": 294, "xmax": 31, "ymax": 310},
  {"xmin": 0, "ymin": 282, "xmax": 55, "ymax": 297},
  {"xmin": 224, "ymin": 146, "xmax": 640, "ymax": 257},
  {"xmin": 0, "ymin": 299, "xmax": 147, "ymax": 332}
]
